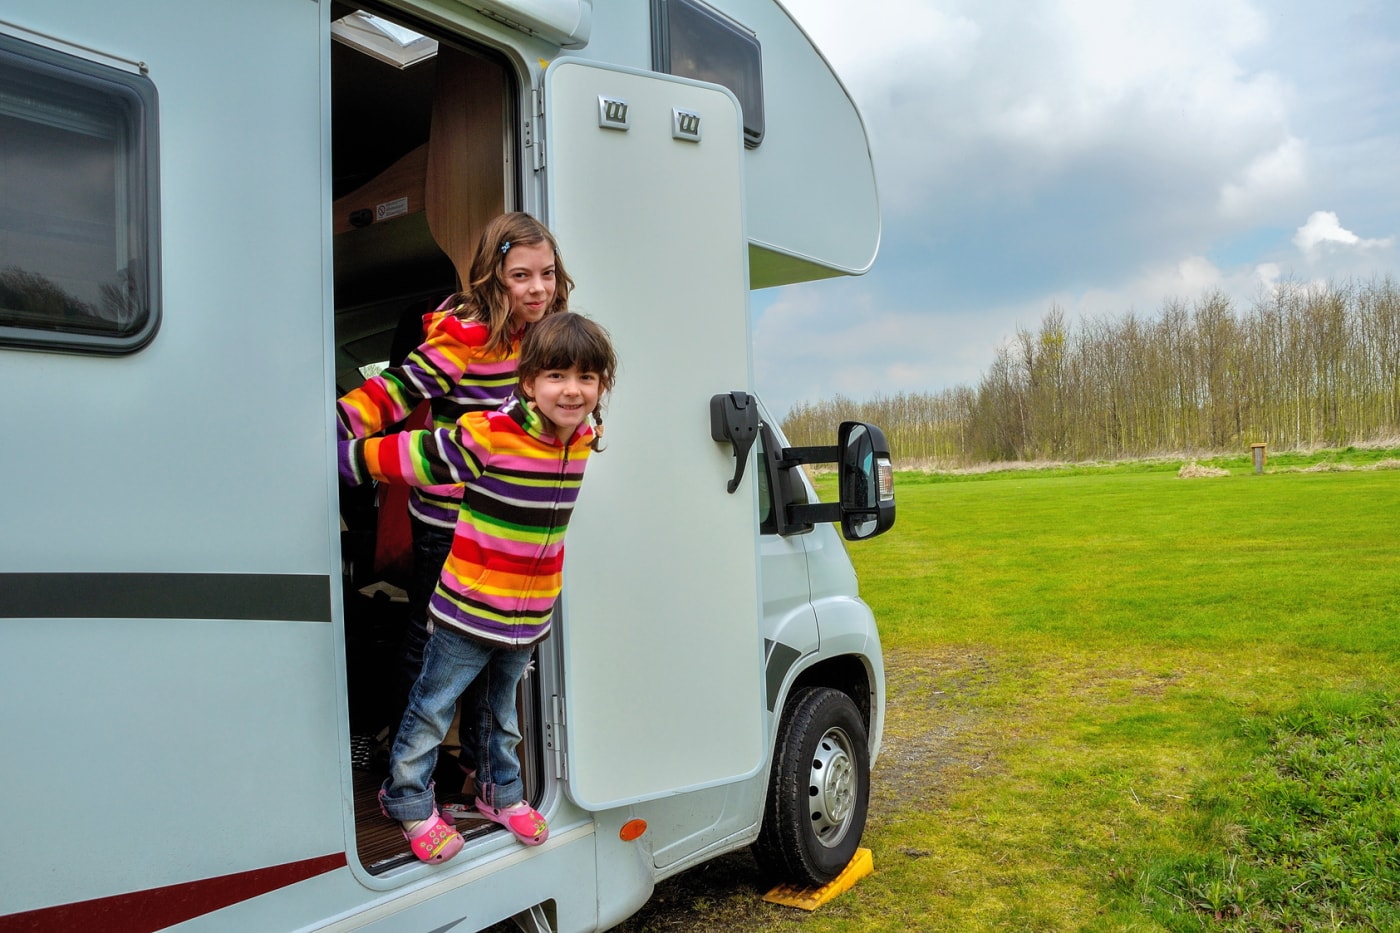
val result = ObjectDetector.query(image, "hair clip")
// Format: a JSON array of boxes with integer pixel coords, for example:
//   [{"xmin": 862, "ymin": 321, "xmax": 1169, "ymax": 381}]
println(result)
[{"xmin": 500, "ymin": 240, "xmax": 511, "ymax": 254}]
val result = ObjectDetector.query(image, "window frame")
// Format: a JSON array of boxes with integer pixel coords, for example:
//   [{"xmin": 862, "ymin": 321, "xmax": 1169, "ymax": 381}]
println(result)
[
  {"xmin": 650, "ymin": 0, "xmax": 765, "ymax": 148},
  {"xmin": 0, "ymin": 31, "xmax": 161, "ymax": 354}
]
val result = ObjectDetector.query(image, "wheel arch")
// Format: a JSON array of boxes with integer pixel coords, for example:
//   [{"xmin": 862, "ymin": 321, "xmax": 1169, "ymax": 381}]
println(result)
[{"xmin": 785, "ymin": 653, "xmax": 874, "ymax": 737}]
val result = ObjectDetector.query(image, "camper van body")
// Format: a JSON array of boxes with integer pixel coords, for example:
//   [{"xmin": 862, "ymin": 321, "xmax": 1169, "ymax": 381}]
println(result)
[{"xmin": 0, "ymin": 1, "xmax": 888, "ymax": 930}]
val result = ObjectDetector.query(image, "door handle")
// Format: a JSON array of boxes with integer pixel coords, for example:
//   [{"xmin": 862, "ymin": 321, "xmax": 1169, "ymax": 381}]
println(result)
[{"xmin": 710, "ymin": 391, "xmax": 759, "ymax": 494}]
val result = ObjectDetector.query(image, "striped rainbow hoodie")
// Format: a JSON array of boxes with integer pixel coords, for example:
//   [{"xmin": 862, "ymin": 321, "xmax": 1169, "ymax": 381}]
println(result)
[
  {"xmin": 340, "ymin": 395, "xmax": 592, "ymax": 647},
  {"xmin": 336, "ymin": 307, "xmax": 520, "ymax": 528}
]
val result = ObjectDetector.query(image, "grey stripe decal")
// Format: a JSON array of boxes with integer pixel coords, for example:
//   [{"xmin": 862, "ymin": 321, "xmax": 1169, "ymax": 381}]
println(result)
[
  {"xmin": 764, "ymin": 638, "xmax": 802, "ymax": 712},
  {"xmin": 0, "ymin": 573, "xmax": 333, "ymax": 622}
]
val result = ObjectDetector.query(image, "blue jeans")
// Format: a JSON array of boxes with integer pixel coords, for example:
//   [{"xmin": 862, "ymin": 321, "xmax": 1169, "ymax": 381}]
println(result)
[
  {"xmin": 407, "ymin": 517, "xmax": 483, "ymax": 773},
  {"xmin": 380, "ymin": 624, "xmax": 533, "ymax": 822}
]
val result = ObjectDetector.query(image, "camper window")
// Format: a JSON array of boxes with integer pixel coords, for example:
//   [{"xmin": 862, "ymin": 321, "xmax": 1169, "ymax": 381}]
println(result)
[
  {"xmin": 0, "ymin": 33, "xmax": 159, "ymax": 354},
  {"xmin": 650, "ymin": 0, "xmax": 764, "ymax": 147}
]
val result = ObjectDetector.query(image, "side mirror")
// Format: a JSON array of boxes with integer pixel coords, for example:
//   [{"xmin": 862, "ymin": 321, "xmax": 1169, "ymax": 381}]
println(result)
[
  {"xmin": 777, "ymin": 420, "xmax": 896, "ymax": 540},
  {"xmin": 837, "ymin": 421, "xmax": 895, "ymax": 541}
]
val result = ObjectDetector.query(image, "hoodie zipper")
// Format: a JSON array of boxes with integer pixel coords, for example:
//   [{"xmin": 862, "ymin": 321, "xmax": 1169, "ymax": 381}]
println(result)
[{"xmin": 520, "ymin": 429, "xmax": 571, "ymax": 614}]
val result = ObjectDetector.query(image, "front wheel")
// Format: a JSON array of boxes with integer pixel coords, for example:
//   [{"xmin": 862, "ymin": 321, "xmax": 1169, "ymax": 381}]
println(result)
[{"xmin": 753, "ymin": 686, "xmax": 870, "ymax": 886}]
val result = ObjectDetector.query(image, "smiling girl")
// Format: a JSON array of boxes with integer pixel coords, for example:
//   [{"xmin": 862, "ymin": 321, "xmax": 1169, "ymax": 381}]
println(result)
[{"xmin": 340, "ymin": 312, "xmax": 618, "ymax": 860}]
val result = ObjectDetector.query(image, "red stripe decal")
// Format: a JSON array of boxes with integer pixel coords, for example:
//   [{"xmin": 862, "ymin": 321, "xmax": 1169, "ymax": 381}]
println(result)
[{"xmin": 0, "ymin": 852, "xmax": 347, "ymax": 933}]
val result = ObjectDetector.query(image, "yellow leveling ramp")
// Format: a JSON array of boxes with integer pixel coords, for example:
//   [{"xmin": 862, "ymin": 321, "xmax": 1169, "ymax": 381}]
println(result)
[{"xmin": 762, "ymin": 848, "xmax": 874, "ymax": 911}]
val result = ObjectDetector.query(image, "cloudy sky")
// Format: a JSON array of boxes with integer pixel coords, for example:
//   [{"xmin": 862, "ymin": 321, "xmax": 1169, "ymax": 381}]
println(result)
[{"xmin": 750, "ymin": 0, "xmax": 1400, "ymax": 418}]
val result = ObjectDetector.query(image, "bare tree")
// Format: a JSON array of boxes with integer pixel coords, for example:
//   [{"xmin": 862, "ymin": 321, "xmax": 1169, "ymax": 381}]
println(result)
[{"xmin": 780, "ymin": 278, "xmax": 1400, "ymax": 467}]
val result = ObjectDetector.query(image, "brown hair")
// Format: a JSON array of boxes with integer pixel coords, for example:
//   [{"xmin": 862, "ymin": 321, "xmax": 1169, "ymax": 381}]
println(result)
[
  {"xmin": 517, "ymin": 312, "xmax": 618, "ymax": 451},
  {"xmin": 447, "ymin": 212, "xmax": 574, "ymax": 355}
]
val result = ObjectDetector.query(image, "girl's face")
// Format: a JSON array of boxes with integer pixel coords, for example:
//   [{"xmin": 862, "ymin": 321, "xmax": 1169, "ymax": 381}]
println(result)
[
  {"xmin": 522, "ymin": 365, "xmax": 601, "ymax": 441},
  {"xmin": 503, "ymin": 241, "xmax": 557, "ymax": 329}
]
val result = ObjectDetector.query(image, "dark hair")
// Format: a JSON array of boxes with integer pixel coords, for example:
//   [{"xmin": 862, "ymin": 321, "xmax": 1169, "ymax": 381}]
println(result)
[
  {"xmin": 517, "ymin": 312, "xmax": 618, "ymax": 450},
  {"xmin": 447, "ymin": 212, "xmax": 574, "ymax": 355}
]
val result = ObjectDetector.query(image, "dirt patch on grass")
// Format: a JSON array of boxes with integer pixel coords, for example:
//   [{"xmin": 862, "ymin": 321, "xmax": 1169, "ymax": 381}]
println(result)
[
  {"xmin": 870, "ymin": 647, "xmax": 1000, "ymax": 808},
  {"xmin": 1129, "ymin": 669, "xmax": 1186, "ymax": 698},
  {"xmin": 598, "ymin": 645, "xmax": 996, "ymax": 933}
]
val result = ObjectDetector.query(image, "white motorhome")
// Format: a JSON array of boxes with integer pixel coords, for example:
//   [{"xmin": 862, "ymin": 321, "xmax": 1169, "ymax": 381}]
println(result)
[{"xmin": 0, "ymin": 1, "xmax": 893, "ymax": 930}]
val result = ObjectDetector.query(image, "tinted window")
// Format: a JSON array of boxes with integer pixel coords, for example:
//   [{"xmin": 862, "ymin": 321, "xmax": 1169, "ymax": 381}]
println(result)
[
  {"xmin": 0, "ymin": 33, "xmax": 159, "ymax": 353},
  {"xmin": 651, "ymin": 0, "xmax": 764, "ymax": 147}
]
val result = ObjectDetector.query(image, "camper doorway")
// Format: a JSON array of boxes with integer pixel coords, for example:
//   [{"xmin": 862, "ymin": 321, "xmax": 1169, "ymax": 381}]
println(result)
[{"xmin": 327, "ymin": 4, "xmax": 528, "ymax": 873}]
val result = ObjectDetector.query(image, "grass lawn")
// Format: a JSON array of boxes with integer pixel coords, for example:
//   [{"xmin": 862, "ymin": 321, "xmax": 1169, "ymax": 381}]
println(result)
[
  {"xmin": 815, "ymin": 461, "xmax": 1400, "ymax": 931},
  {"xmin": 619, "ymin": 454, "xmax": 1400, "ymax": 932}
]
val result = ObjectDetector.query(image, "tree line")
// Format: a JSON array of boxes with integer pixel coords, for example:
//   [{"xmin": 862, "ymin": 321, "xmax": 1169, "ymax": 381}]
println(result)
[{"xmin": 780, "ymin": 278, "xmax": 1400, "ymax": 467}]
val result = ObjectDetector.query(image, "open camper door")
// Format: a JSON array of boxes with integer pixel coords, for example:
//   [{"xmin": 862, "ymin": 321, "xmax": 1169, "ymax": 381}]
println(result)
[{"xmin": 545, "ymin": 60, "xmax": 764, "ymax": 809}]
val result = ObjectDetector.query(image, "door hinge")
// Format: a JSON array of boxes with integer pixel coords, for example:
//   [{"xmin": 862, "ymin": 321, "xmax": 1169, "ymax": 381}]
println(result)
[
  {"xmin": 530, "ymin": 87, "xmax": 546, "ymax": 171},
  {"xmin": 546, "ymin": 694, "xmax": 567, "ymax": 780}
]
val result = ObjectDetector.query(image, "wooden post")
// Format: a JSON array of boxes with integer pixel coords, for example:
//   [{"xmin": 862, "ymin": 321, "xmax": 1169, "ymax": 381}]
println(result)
[{"xmin": 1250, "ymin": 443, "xmax": 1267, "ymax": 474}]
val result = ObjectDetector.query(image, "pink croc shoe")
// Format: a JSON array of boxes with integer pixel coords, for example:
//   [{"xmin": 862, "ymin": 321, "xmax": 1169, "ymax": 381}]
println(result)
[
  {"xmin": 378, "ymin": 788, "xmax": 464, "ymax": 863},
  {"xmin": 401, "ymin": 811, "xmax": 465, "ymax": 863},
  {"xmin": 475, "ymin": 799, "xmax": 548, "ymax": 846}
]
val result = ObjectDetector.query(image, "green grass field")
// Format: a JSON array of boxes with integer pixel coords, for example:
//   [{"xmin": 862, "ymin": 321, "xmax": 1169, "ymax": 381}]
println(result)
[
  {"xmin": 614, "ymin": 452, "xmax": 1400, "ymax": 932},
  {"xmin": 808, "ymin": 458, "xmax": 1400, "ymax": 931}
]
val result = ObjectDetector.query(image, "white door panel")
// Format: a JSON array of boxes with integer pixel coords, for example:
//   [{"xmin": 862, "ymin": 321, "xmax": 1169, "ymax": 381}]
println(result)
[{"xmin": 547, "ymin": 61, "xmax": 764, "ymax": 809}]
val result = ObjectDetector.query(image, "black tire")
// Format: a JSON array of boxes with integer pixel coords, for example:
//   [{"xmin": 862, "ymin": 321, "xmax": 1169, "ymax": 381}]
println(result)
[{"xmin": 753, "ymin": 686, "xmax": 870, "ymax": 887}]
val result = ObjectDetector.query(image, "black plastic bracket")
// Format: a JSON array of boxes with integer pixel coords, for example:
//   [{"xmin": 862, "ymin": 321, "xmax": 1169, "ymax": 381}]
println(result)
[
  {"xmin": 710, "ymin": 391, "xmax": 760, "ymax": 493},
  {"xmin": 775, "ymin": 443, "xmax": 841, "ymax": 529},
  {"xmin": 778, "ymin": 444, "xmax": 838, "ymax": 468}
]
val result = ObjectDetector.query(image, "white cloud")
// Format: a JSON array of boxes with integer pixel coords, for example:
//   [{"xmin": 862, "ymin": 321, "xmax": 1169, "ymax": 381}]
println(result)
[
  {"xmin": 788, "ymin": 0, "xmax": 980, "ymax": 84},
  {"xmin": 751, "ymin": 282, "xmax": 1019, "ymax": 415},
  {"xmin": 999, "ymin": 0, "xmax": 1276, "ymax": 154},
  {"xmin": 1167, "ymin": 256, "xmax": 1226, "ymax": 295},
  {"xmin": 1059, "ymin": 257, "xmax": 1228, "ymax": 320},
  {"xmin": 1220, "ymin": 136, "xmax": 1307, "ymax": 217},
  {"xmin": 784, "ymin": 0, "xmax": 1306, "ymax": 232},
  {"xmin": 1292, "ymin": 210, "xmax": 1394, "ymax": 258}
]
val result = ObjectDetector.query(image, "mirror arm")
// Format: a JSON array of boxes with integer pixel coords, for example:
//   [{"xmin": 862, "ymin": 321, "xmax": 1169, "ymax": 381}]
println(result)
[
  {"xmin": 779, "ymin": 444, "xmax": 840, "ymax": 528},
  {"xmin": 777, "ymin": 445, "xmax": 838, "ymax": 468},
  {"xmin": 787, "ymin": 502, "xmax": 841, "ymax": 524}
]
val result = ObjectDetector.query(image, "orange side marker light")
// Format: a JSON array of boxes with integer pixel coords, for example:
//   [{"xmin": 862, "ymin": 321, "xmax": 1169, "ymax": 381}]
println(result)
[{"xmin": 619, "ymin": 819, "xmax": 648, "ymax": 842}]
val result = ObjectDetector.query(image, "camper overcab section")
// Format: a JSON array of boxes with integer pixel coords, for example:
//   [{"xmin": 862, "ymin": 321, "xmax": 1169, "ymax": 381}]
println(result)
[{"xmin": 0, "ymin": 1, "xmax": 891, "ymax": 931}]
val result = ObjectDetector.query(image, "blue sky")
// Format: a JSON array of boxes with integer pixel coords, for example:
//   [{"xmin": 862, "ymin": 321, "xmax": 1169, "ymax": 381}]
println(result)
[{"xmin": 750, "ymin": 0, "xmax": 1400, "ymax": 418}]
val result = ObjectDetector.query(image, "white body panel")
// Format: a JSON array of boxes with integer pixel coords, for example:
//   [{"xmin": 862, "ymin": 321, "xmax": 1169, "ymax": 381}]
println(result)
[
  {"xmin": 0, "ymin": 0, "xmax": 332, "ymax": 574},
  {"xmin": 0, "ymin": 0, "xmax": 347, "ymax": 918},
  {"xmin": 454, "ymin": 0, "xmax": 594, "ymax": 47}
]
